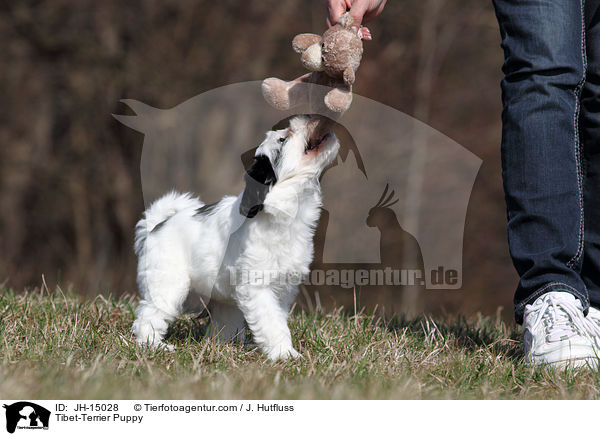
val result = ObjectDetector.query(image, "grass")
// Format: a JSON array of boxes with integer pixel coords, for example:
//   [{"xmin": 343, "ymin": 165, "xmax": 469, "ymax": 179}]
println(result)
[{"xmin": 1, "ymin": 287, "xmax": 600, "ymax": 399}]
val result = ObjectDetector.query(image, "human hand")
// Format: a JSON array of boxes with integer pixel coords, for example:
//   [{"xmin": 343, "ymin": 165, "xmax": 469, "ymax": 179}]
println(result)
[{"xmin": 326, "ymin": 0, "xmax": 386, "ymax": 40}]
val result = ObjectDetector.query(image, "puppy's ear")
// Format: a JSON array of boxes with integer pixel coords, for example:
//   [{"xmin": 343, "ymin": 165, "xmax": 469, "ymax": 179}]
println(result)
[{"xmin": 240, "ymin": 155, "xmax": 277, "ymax": 218}]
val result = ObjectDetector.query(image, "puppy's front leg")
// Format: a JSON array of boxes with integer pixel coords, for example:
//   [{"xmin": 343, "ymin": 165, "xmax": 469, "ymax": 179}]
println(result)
[{"xmin": 235, "ymin": 285, "xmax": 300, "ymax": 361}]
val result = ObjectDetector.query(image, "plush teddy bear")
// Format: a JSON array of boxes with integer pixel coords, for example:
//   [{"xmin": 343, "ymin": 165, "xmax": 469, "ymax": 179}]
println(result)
[{"xmin": 262, "ymin": 12, "xmax": 363, "ymax": 115}]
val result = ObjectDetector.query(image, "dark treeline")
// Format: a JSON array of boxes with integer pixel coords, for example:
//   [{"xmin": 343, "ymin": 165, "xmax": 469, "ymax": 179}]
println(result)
[{"xmin": 0, "ymin": 0, "xmax": 517, "ymax": 319}]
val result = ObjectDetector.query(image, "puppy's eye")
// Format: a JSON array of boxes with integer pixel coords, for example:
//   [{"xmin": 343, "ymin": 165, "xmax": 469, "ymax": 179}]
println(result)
[{"xmin": 278, "ymin": 137, "xmax": 286, "ymax": 143}]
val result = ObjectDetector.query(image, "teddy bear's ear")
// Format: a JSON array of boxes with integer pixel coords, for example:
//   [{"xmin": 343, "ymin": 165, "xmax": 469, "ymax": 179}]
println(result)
[
  {"xmin": 338, "ymin": 12, "xmax": 355, "ymax": 29},
  {"xmin": 292, "ymin": 33, "xmax": 323, "ymax": 53}
]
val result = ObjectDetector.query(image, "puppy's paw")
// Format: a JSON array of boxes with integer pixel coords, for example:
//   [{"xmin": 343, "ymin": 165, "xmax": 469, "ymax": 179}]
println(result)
[{"xmin": 267, "ymin": 346, "xmax": 302, "ymax": 361}]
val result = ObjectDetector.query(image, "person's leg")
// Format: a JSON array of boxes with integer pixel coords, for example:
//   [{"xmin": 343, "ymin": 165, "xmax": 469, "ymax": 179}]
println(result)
[
  {"xmin": 493, "ymin": 0, "xmax": 589, "ymax": 323},
  {"xmin": 581, "ymin": 0, "xmax": 600, "ymax": 305}
]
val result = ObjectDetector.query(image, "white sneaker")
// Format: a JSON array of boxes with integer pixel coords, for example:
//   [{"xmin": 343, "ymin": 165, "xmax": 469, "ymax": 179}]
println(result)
[
  {"xmin": 585, "ymin": 305, "xmax": 600, "ymax": 354},
  {"xmin": 587, "ymin": 305, "xmax": 600, "ymax": 324},
  {"xmin": 523, "ymin": 291, "xmax": 599, "ymax": 369}
]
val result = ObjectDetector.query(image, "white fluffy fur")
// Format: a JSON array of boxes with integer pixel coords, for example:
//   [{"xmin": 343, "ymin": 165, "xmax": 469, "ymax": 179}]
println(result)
[{"xmin": 132, "ymin": 116, "xmax": 339, "ymax": 360}]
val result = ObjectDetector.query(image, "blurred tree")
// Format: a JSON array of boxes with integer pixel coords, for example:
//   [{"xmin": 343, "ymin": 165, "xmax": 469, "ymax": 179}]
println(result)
[{"xmin": 0, "ymin": 0, "xmax": 516, "ymax": 319}]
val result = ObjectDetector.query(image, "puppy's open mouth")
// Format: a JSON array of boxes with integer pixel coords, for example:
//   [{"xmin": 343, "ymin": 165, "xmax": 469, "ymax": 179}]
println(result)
[{"xmin": 305, "ymin": 133, "xmax": 331, "ymax": 153}]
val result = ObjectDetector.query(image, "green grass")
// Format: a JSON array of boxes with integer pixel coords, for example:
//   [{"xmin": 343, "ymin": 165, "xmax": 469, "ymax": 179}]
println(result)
[{"xmin": 1, "ymin": 287, "xmax": 600, "ymax": 399}]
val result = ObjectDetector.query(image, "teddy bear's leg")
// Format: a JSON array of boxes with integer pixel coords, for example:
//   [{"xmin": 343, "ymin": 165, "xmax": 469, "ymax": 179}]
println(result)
[
  {"xmin": 324, "ymin": 86, "xmax": 353, "ymax": 113},
  {"xmin": 262, "ymin": 74, "xmax": 312, "ymax": 111}
]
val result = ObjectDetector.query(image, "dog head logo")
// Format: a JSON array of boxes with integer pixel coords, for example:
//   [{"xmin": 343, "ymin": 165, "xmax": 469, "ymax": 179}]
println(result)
[
  {"xmin": 114, "ymin": 81, "xmax": 481, "ymax": 292},
  {"xmin": 3, "ymin": 402, "xmax": 50, "ymax": 433}
]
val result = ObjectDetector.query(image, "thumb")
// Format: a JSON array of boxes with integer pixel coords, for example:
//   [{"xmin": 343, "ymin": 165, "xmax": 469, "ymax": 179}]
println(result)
[{"xmin": 327, "ymin": 0, "xmax": 348, "ymax": 26}]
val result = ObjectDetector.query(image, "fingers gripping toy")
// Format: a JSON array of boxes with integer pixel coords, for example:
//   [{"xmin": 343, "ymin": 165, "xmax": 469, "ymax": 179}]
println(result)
[{"xmin": 262, "ymin": 12, "xmax": 363, "ymax": 115}]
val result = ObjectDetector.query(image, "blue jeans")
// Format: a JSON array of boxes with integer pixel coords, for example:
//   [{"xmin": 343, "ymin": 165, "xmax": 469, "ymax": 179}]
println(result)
[{"xmin": 493, "ymin": 0, "xmax": 600, "ymax": 323}]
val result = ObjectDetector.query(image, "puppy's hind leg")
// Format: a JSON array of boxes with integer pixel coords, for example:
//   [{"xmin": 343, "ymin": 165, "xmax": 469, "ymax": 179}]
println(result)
[
  {"xmin": 206, "ymin": 301, "xmax": 247, "ymax": 343},
  {"xmin": 235, "ymin": 286, "xmax": 300, "ymax": 361},
  {"xmin": 132, "ymin": 272, "xmax": 190, "ymax": 351},
  {"xmin": 132, "ymin": 300, "xmax": 177, "ymax": 351}
]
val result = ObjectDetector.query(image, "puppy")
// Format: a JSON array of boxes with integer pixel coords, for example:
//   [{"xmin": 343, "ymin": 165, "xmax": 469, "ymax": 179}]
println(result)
[{"xmin": 132, "ymin": 115, "xmax": 339, "ymax": 360}]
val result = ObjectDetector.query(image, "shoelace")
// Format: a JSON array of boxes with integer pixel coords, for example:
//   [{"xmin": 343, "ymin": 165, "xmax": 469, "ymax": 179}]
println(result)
[{"xmin": 525, "ymin": 294, "xmax": 600, "ymax": 342}]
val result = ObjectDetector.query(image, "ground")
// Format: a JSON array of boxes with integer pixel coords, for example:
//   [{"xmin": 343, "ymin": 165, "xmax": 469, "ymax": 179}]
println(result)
[{"xmin": 1, "ymin": 287, "xmax": 600, "ymax": 399}]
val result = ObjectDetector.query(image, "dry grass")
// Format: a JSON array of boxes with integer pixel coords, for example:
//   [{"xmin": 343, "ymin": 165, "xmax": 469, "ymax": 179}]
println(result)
[{"xmin": 1, "ymin": 287, "xmax": 600, "ymax": 399}]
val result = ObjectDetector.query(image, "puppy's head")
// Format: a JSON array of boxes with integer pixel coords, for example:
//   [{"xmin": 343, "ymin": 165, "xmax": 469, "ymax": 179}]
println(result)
[{"xmin": 240, "ymin": 115, "xmax": 339, "ymax": 218}]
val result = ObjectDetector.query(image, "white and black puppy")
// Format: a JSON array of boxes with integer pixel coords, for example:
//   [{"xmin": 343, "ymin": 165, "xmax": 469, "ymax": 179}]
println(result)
[{"xmin": 132, "ymin": 115, "xmax": 339, "ymax": 360}]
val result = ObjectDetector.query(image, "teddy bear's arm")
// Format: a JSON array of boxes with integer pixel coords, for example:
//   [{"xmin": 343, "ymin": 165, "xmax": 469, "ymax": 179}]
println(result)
[{"xmin": 292, "ymin": 33, "xmax": 323, "ymax": 53}]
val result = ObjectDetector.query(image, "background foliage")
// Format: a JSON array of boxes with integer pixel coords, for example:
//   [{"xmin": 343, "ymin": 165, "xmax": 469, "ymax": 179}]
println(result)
[{"xmin": 0, "ymin": 0, "xmax": 516, "ymax": 319}]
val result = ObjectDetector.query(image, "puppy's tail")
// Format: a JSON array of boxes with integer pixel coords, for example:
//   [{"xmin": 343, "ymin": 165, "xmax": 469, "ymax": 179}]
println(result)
[{"xmin": 134, "ymin": 191, "xmax": 201, "ymax": 256}]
